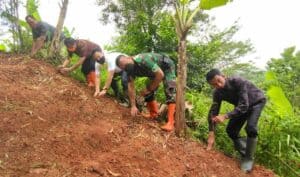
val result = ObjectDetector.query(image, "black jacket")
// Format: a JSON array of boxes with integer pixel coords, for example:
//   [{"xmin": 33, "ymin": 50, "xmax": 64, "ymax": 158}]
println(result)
[{"xmin": 208, "ymin": 76, "xmax": 266, "ymax": 131}]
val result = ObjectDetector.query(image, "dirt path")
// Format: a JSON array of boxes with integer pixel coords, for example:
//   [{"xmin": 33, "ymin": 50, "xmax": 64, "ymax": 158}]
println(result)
[{"xmin": 0, "ymin": 54, "xmax": 275, "ymax": 177}]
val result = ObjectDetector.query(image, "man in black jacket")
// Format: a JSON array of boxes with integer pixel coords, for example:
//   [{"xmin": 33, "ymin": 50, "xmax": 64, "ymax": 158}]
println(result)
[{"xmin": 206, "ymin": 69, "xmax": 266, "ymax": 172}]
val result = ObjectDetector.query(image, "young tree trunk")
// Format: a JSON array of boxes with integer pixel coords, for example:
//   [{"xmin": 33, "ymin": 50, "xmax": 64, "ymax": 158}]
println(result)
[
  {"xmin": 12, "ymin": 0, "xmax": 24, "ymax": 51},
  {"xmin": 49, "ymin": 0, "xmax": 68, "ymax": 58},
  {"xmin": 173, "ymin": 0, "xmax": 230, "ymax": 138},
  {"xmin": 175, "ymin": 39, "xmax": 187, "ymax": 137},
  {"xmin": 6, "ymin": 0, "xmax": 18, "ymax": 52}
]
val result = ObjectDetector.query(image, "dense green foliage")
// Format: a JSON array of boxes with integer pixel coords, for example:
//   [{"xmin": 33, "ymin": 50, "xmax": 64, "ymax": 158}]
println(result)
[
  {"xmin": 187, "ymin": 24, "xmax": 253, "ymax": 91},
  {"xmin": 267, "ymin": 47, "xmax": 300, "ymax": 108},
  {"xmin": 97, "ymin": 0, "xmax": 176, "ymax": 56},
  {"xmin": 26, "ymin": 0, "xmax": 40, "ymax": 20}
]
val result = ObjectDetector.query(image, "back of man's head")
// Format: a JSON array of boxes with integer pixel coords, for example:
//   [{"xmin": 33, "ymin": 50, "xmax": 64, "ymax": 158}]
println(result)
[
  {"xmin": 115, "ymin": 55, "xmax": 126, "ymax": 66},
  {"xmin": 206, "ymin": 68, "xmax": 222, "ymax": 82},
  {"xmin": 64, "ymin": 37, "xmax": 76, "ymax": 47}
]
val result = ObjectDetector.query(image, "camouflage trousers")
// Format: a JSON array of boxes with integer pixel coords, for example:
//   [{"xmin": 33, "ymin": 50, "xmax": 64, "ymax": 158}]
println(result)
[{"xmin": 144, "ymin": 57, "xmax": 176, "ymax": 104}]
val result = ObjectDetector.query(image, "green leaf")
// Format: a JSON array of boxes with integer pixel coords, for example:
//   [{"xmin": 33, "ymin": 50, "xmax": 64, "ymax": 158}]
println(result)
[
  {"xmin": 200, "ymin": 0, "xmax": 230, "ymax": 10},
  {"xmin": 186, "ymin": 7, "xmax": 201, "ymax": 28},
  {"xmin": 1, "ymin": 11, "xmax": 17, "ymax": 22},
  {"xmin": 180, "ymin": 0, "xmax": 190, "ymax": 5},
  {"xmin": 265, "ymin": 70, "xmax": 276, "ymax": 81},
  {"xmin": 0, "ymin": 44, "xmax": 6, "ymax": 52},
  {"xmin": 267, "ymin": 86, "xmax": 293, "ymax": 117},
  {"xmin": 26, "ymin": 0, "xmax": 41, "ymax": 20},
  {"xmin": 19, "ymin": 20, "xmax": 29, "ymax": 28}
]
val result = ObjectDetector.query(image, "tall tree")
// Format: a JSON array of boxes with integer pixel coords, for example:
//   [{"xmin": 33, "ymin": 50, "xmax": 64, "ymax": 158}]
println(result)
[
  {"xmin": 96, "ymin": 0, "xmax": 175, "ymax": 55},
  {"xmin": 12, "ymin": 0, "xmax": 23, "ymax": 50},
  {"xmin": 49, "ymin": 0, "xmax": 68, "ymax": 58},
  {"xmin": 173, "ymin": 0, "xmax": 230, "ymax": 136},
  {"xmin": 173, "ymin": 0, "xmax": 200, "ymax": 136}
]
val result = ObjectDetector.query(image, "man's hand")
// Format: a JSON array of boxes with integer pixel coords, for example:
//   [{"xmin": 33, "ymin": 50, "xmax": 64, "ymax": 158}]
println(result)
[
  {"xmin": 93, "ymin": 91, "xmax": 100, "ymax": 97},
  {"xmin": 130, "ymin": 106, "xmax": 139, "ymax": 117},
  {"xmin": 57, "ymin": 65, "xmax": 64, "ymax": 72},
  {"xmin": 59, "ymin": 67, "xmax": 72, "ymax": 74},
  {"xmin": 57, "ymin": 65, "xmax": 64, "ymax": 69},
  {"xmin": 207, "ymin": 131, "xmax": 215, "ymax": 150},
  {"xmin": 212, "ymin": 115, "xmax": 227, "ymax": 124},
  {"xmin": 98, "ymin": 90, "xmax": 107, "ymax": 97},
  {"xmin": 140, "ymin": 88, "xmax": 151, "ymax": 97}
]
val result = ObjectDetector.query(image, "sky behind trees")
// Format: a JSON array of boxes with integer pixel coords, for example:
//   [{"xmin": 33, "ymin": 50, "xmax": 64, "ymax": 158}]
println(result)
[{"xmin": 210, "ymin": 0, "xmax": 300, "ymax": 68}]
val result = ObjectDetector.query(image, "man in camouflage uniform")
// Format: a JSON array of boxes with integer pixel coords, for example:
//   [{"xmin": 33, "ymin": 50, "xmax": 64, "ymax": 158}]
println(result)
[{"xmin": 116, "ymin": 53, "xmax": 176, "ymax": 131}]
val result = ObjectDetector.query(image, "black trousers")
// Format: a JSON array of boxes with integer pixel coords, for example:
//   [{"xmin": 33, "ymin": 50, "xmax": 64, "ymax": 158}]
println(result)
[
  {"xmin": 81, "ymin": 56, "xmax": 95, "ymax": 76},
  {"xmin": 110, "ymin": 71, "xmax": 128, "ymax": 96},
  {"xmin": 226, "ymin": 99, "xmax": 266, "ymax": 139}
]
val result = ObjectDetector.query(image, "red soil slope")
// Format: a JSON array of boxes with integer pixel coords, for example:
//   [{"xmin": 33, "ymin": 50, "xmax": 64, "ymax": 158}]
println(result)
[{"xmin": 0, "ymin": 54, "xmax": 275, "ymax": 177}]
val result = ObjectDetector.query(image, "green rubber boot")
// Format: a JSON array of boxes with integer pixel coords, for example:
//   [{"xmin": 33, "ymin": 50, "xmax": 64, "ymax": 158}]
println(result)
[{"xmin": 241, "ymin": 137, "xmax": 257, "ymax": 172}]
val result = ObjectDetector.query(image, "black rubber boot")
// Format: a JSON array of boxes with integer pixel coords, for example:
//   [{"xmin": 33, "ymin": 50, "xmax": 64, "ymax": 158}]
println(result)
[
  {"xmin": 241, "ymin": 137, "xmax": 257, "ymax": 172},
  {"xmin": 233, "ymin": 137, "xmax": 247, "ymax": 157}
]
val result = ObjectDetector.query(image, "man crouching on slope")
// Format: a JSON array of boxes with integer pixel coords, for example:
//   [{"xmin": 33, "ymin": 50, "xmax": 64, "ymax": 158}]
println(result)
[
  {"xmin": 59, "ymin": 37, "xmax": 104, "ymax": 88},
  {"xmin": 91, "ymin": 50, "xmax": 129, "ymax": 103},
  {"xmin": 116, "ymin": 53, "xmax": 176, "ymax": 131},
  {"xmin": 205, "ymin": 69, "xmax": 266, "ymax": 172}
]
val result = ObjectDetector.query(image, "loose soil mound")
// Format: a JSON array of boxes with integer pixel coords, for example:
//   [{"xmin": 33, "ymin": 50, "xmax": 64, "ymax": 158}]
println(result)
[{"xmin": 0, "ymin": 54, "xmax": 275, "ymax": 177}]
